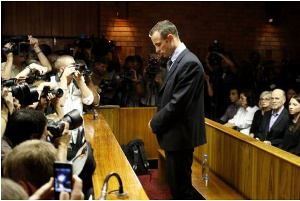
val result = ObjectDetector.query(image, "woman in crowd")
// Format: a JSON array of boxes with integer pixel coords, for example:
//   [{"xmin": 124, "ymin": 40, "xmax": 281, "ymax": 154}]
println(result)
[
  {"xmin": 224, "ymin": 89, "xmax": 259, "ymax": 135},
  {"xmin": 279, "ymin": 94, "xmax": 300, "ymax": 156},
  {"xmin": 249, "ymin": 91, "xmax": 272, "ymax": 138}
]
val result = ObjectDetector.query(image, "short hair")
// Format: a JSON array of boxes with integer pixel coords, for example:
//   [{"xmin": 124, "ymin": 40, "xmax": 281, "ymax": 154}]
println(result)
[
  {"xmin": 1, "ymin": 177, "xmax": 29, "ymax": 200},
  {"xmin": 258, "ymin": 91, "xmax": 272, "ymax": 109},
  {"xmin": 54, "ymin": 55, "xmax": 74, "ymax": 70},
  {"xmin": 149, "ymin": 20, "xmax": 179, "ymax": 39},
  {"xmin": 2, "ymin": 140, "xmax": 57, "ymax": 191},
  {"xmin": 4, "ymin": 109, "xmax": 47, "ymax": 147},
  {"xmin": 241, "ymin": 89, "xmax": 256, "ymax": 107}
]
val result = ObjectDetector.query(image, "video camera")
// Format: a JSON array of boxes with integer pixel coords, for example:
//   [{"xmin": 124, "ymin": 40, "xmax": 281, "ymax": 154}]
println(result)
[
  {"xmin": 8, "ymin": 82, "xmax": 39, "ymax": 105},
  {"xmin": 146, "ymin": 57, "xmax": 167, "ymax": 80},
  {"xmin": 207, "ymin": 40, "xmax": 225, "ymax": 67},
  {"xmin": 47, "ymin": 109, "xmax": 83, "ymax": 140},
  {"xmin": 2, "ymin": 36, "xmax": 31, "ymax": 55}
]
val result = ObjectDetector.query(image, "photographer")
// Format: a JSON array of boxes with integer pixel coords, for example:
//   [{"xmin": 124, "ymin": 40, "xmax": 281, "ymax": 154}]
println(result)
[
  {"xmin": 53, "ymin": 55, "xmax": 93, "ymax": 145},
  {"xmin": 205, "ymin": 42, "xmax": 239, "ymax": 120},
  {"xmin": 1, "ymin": 108, "xmax": 71, "ymax": 162},
  {"xmin": 1, "ymin": 41, "xmax": 27, "ymax": 79},
  {"xmin": 116, "ymin": 55, "xmax": 145, "ymax": 107},
  {"xmin": 1, "ymin": 35, "xmax": 52, "ymax": 79},
  {"xmin": 141, "ymin": 54, "xmax": 167, "ymax": 106}
]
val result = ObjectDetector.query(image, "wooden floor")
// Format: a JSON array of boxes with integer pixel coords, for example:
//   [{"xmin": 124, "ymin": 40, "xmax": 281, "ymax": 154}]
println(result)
[{"xmin": 83, "ymin": 110, "xmax": 149, "ymax": 200}]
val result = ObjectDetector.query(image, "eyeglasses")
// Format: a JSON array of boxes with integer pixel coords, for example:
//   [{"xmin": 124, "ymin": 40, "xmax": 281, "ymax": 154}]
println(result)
[
  {"xmin": 260, "ymin": 98, "xmax": 270, "ymax": 101},
  {"xmin": 240, "ymin": 97, "xmax": 246, "ymax": 100}
]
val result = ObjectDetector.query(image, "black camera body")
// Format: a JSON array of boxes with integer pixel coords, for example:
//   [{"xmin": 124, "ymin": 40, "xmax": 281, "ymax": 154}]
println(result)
[
  {"xmin": 100, "ymin": 79, "xmax": 114, "ymax": 93},
  {"xmin": 2, "ymin": 78, "xmax": 17, "ymax": 87},
  {"xmin": 2, "ymin": 36, "xmax": 31, "ymax": 55},
  {"xmin": 8, "ymin": 83, "xmax": 39, "ymax": 105},
  {"xmin": 207, "ymin": 40, "xmax": 225, "ymax": 67},
  {"xmin": 25, "ymin": 71, "xmax": 52, "ymax": 84},
  {"xmin": 42, "ymin": 86, "xmax": 64, "ymax": 98},
  {"xmin": 74, "ymin": 64, "xmax": 92, "ymax": 76},
  {"xmin": 123, "ymin": 70, "xmax": 135, "ymax": 80},
  {"xmin": 47, "ymin": 109, "xmax": 83, "ymax": 140}
]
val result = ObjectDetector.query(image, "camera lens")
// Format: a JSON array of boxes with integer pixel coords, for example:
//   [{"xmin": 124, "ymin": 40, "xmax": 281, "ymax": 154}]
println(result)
[
  {"xmin": 62, "ymin": 109, "xmax": 83, "ymax": 130},
  {"xmin": 50, "ymin": 88, "xmax": 64, "ymax": 98}
]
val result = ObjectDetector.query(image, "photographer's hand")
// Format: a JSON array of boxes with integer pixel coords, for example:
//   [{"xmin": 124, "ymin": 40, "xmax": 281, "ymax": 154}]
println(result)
[
  {"xmin": 2, "ymin": 43, "xmax": 14, "ymax": 79},
  {"xmin": 29, "ymin": 177, "xmax": 54, "ymax": 200},
  {"xmin": 59, "ymin": 175, "xmax": 84, "ymax": 200},
  {"xmin": 28, "ymin": 35, "xmax": 52, "ymax": 73},
  {"xmin": 53, "ymin": 121, "xmax": 71, "ymax": 162}
]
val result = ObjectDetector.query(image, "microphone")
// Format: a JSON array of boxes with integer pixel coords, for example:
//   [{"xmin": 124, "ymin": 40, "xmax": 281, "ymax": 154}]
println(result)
[{"xmin": 99, "ymin": 172, "xmax": 127, "ymax": 200}]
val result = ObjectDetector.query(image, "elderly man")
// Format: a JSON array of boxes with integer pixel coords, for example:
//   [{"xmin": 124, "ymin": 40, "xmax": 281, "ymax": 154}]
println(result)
[{"xmin": 255, "ymin": 88, "xmax": 290, "ymax": 146}]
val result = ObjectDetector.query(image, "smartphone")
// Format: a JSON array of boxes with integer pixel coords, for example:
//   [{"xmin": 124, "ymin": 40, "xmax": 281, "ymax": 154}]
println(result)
[{"xmin": 53, "ymin": 161, "xmax": 73, "ymax": 199}]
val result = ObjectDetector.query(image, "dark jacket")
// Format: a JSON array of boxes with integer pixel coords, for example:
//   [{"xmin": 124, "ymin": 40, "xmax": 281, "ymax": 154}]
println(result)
[
  {"xmin": 150, "ymin": 49, "xmax": 206, "ymax": 151},
  {"xmin": 256, "ymin": 108, "xmax": 289, "ymax": 147}
]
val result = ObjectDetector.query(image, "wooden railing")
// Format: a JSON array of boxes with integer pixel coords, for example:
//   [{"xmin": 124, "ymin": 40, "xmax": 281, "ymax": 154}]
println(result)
[
  {"xmin": 83, "ymin": 110, "xmax": 149, "ymax": 200},
  {"xmin": 196, "ymin": 118, "xmax": 300, "ymax": 200}
]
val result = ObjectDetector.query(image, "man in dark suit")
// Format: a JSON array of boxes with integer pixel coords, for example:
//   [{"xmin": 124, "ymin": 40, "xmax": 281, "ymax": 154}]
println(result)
[
  {"xmin": 148, "ymin": 20, "xmax": 206, "ymax": 199},
  {"xmin": 256, "ymin": 88, "xmax": 289, "ymax": 146}
]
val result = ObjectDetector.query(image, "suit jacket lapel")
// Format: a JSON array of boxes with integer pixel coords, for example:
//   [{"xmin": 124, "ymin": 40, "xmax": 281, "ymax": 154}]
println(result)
[
  {"xmin": 270, "ymin": 108, "xmax": 287, "ymax": 131},
  {"xmin": 159, "ymin": 49, "xmax": 190, "ymax": 94}
]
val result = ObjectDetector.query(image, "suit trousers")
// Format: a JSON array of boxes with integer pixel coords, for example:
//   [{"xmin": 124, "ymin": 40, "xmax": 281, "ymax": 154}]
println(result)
[{"xmin": 165, "ymin": 148, "xmax": 199, "ymax": 200}]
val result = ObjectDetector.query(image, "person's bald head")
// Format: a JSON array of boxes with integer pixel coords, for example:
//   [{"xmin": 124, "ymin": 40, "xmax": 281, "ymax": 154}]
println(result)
[{"xmin": 271, "ymin": 89, "xmax": 286, "ymax": 112}]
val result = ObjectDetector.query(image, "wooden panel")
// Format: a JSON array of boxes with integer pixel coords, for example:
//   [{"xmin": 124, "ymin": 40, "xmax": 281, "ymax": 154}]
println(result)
[
  {"xmin": 119, "ymin": 107, "xmax": 159, "ymax": 160},
  {"xmin": 84, "ymin": 112, "xmax": 148, "ymax": 200},
  {"xmin": 2, "ymin": 2, "xmax": 99, "ymax": 37},
  {"xmin": 96, "ymin": 105, "xmax": 120, "ymax": 141},
  {"xmin": 196, "ymin": 118, "xmax": 300, "ymax": 200}
]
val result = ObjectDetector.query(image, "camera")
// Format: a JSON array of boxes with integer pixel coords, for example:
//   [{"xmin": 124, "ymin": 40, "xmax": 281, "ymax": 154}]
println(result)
[
  {"xmin": 47, "ymin": 109, "xmax": 83, "ymax": 139},
  {"xmin": 74, "ymin": 63, "xmax": 92, "ymax": 76},
  {"xmin": 8, "ymin": 83, "xmax": 39, "ymax": 105},
  {"xmin": 147, "ymin": 57, "xmax": 167, "ymax": 79},
  {"xmin": 207, "ymin": 40, "xmax": 225, "ymax": 67},
  {"xmin": 2, "ymin": 36, "xmax": 31, "ymax": 55},
  {"xmin": 42, "ymin": 86, "xmax": 64, "ymax": 98},
  {"xmin": 100, "ymin": 79, "xmax": 114, "ymax": 93},
  {"xmin": 2, "ymin": 78, "xmax": 17, "ymax": 87},
  {"xmin": 25, "ymin": 71, "xmax": 52, "ymax": 84}
]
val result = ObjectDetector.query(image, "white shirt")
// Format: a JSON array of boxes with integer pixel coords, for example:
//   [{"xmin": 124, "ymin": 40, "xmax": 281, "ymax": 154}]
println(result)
[
  {"xmin": 228, "ymin": 105, "xmax": 259, "ymax": 135},
  {"xmin": 53, "ymin": 76, "xmax": 94, "ymax": 144},
  {"xmin": 169, "ymin": 43, "xmax": 186, "ymax": 71}
]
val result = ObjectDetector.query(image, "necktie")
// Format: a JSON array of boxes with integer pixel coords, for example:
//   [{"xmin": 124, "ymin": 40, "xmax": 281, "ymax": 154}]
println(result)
[{"xmin": 167, "ymin": 59, "xmax": 173, "ymax": 71}]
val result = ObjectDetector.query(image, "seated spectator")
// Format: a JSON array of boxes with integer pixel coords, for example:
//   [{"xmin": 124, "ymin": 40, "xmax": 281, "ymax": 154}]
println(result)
[
  {"xmin": 217, "ymin": 87, "xmax": 241, "ymax": 124},
  {"xmin": 279, "ymin": 94, "xmax": 300, "ymax": 156},
  {"xmin": 1, "ymin": 177, "xmax": 29, "ymax": 200},
  {"xmin": 284, "ymin": 86, "xmax": 297, "ymax": 109},
  {"xmin": 256, "ymin": 89, "xmax": 290, "ymax": 146},
  {"xmin": 224, "ymin": 89, "xmax": 259, "ymax": 135},
  {"xmin": 249, "ymin": 91, "xmax": 272, "ymax": 138}
]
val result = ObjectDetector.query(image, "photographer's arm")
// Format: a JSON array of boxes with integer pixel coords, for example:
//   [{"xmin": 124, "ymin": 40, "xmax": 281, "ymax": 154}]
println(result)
[
  {"xmin": 215, "ymin": 52, "xmax": 238, "ymax": 74},
  {"xmin": 53, "ymin": 122, "xmax": 71, "ymax": 162},
  {"xmin": 1, "ymin": 43, "xmax": 14, "ymax": 79},
  {"xmin": 74, "ymin": 74, "xmax": 94, "ymax": 104},
  {"xmin": 84, "ymin": 75, "xmax": 100, "ymax": 106},
  {"xmin": 29, "ymin": 35, "xmax": 52, "ymax": 73},
  {"xmin": 15, "ymin": 63, "xmax": 48, "ymax": 79}
]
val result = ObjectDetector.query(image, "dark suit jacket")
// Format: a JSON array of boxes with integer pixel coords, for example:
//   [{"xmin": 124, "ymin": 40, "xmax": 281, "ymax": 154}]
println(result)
[
  {"xmin": 150, "ymin": 49, "xmax": 206, "ymax": 151},
  {"xmin": 256, "ymin": 108, "xmax": 289, "ymax": 147}
]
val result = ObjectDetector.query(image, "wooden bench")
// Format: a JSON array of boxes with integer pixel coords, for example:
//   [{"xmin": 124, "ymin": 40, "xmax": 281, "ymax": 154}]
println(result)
[{"xmin": 157, "ymin": 149, "xmax": 245, "ymax": 200}]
